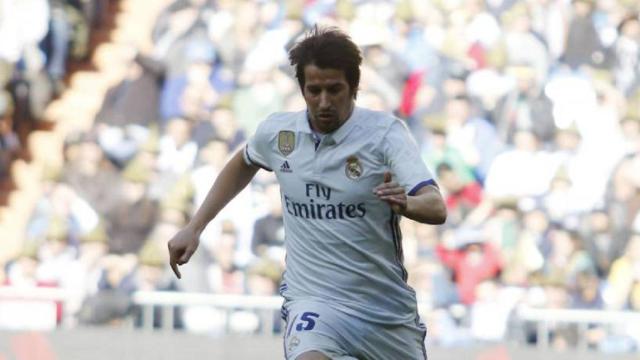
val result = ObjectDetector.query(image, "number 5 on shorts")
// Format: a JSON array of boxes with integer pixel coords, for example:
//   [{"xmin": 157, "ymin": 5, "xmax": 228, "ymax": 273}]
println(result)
[{"xmin": 296, "ymin": 312, "xmax": 319, "ymax": 331}]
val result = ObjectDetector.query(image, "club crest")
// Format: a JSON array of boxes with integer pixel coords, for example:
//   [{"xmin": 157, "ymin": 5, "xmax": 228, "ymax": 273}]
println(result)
[
  {"xmin": 288, "ymin": 335, "xmax": 300, "ymax": 351},
  {"xmin": 345, "ymin": 155, "xmax": 363, "ymax": 180},
  {"xmin": 278, "ymin": 131, "xmax": 295, "ymax": 157}
]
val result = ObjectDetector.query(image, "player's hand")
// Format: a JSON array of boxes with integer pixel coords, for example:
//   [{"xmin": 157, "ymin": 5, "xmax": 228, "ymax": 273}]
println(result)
[
  {"xmin": 373, "ymin": 171, "xmax": 407, "ymax": 214},
  {"xmin": 167, "ymin": 226, "xmax": 200, "ymax": 279}
]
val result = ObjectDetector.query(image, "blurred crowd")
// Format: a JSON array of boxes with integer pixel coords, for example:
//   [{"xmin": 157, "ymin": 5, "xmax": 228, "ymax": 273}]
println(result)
[
  {"xmin": 2, "ymin": 0, "xmax": 640, "ymax": 353},
  {"xmin": 0, "ymin": 0, "xmax": 108, "ymax": 197}
]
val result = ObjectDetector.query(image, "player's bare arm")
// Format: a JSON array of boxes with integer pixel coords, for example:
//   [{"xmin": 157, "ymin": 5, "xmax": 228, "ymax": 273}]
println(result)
[
  {"xmin": 168, "ymin": 149, "xmax": 259, "ymax": 278},
  {"xmin": 374, "ymin": 171, "xmax": 447, "ymax": 225}
]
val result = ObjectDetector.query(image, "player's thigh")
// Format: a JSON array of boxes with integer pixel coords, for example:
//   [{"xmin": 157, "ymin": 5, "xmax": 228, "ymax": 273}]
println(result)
[
  {"xmin": 295, "ymin": 351, "xmax": 331, "ymax": 360},
  {"xmin": 295, "ymin": 350, "xmax": 357, "ymax": 360},
  {"xmin": 282, "ymin": 300, "xmax": 354, "ymax": 360},
  {"xmin": 351, "ymin": 318, "xmax": 427, "ymax": 360}
]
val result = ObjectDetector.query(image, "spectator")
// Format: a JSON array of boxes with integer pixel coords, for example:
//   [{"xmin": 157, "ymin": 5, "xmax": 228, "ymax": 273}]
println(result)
[
  {"xmin": 78, "ymin": 254, "xmax": 137, "ymax": 326},
  {"xmin": 499, "ymin": 208, "xmax": 547, "ymax": 286},
  {"xmin": 251, "ymin": 181, "xmax": 285, "ymax": 264},
  {"xmin": 96, "ymin": 121, "xmax": 153, "ymax": 169},
  {"xmin": 422, "ymin": 123, "xmax": 475, "ymax": 186},
  {"xmin": 191, "ymin": 104, "xmax": 246, "ymax": 150},
  {"xmin": 541, "ymin": 227, "xmax": 597, "ymax": 289},
  {"xmin": 436, "ymin": 228, "xmax": 503, "ymax": 305},
  {"xmin": 408, "ymin": 261, "xmax": 459, "ymax": 310},
  {"xmin": 206, "ymin": 221, "xmax": 245, "ymax": 295},
  {"xmin": 612, "ymin": 14, "xmax": 640, "ymax": 96},
  {"xmin": 562, "ymin": 0, "xmax": 607, "ymax": 70},
  {"xmin": 501, "ymin": 4, "xmax": 550, "ymax": 84},
  {"xmin": 606, "ymin": 153, "xmax": 640, "ymax": 247},
  {"xmin": 35, "ymin": 216, "xmax": 77, "ymax": 286},
  {"xmin": 221, "ymin": 257, "xmax": 283, "ymax": 335},
  {"xmin": 444, "ymin": 94, "xmax": 503, "ymax": 183},
  {"xmin": 159, "ymin": 40, "xmax": 233, "ymax": 123},
  {"xmin": 0, "ymin": 112, "xmax": 19, "ymax": 181},
  {"xmin": 232, "ymin": 65, "xmax": 287, "ymax": 136},
  {"xmin": 436, "ymin": 162, "xmax": 483, "ymax": 224},
  {"xmin": 61, "ymin": 222, "xmax": 109, "ymax": 325},
  {"xmin": 94, "ymin": 49, "xmax": 163, "ymax": 129},
  {"xmin": 540, "ymin": 281, "xmax": 576, "ymax": 350},
  {"xmin": 571, "ymin": 271, "xmax": 604, "ymax": 309},
  {"xmin": 149, "ymin": 1, "xmax": 210, "ymax": 79},
  {"xmin": 494, "ymin": 65, "xmax": 555, "ymax": 145},
  {"xmin": 581, "ymin": 210, "xmax": 620, "ymax": 277},
  {"xmin": 131, "ymin": 240, "xmax": 182, "ymax": 329},
  {"xmin": 157, "ymin": 117, "xmax": 198, "ymax": 175},
  {"xmin": 605, "ymin": 233, "xmax": 640, "ymax": 310},
  {"xmin": 104, "ymin": 162, "xmax": 159, "ymax": 255},
  {"xmin": 2, "ymin": 242, "xmax": 62, "ymax": 329},
  {"xmin": 5, "ymin": 243, "xmax": 43, "ymax": 288},
  {"xmin": 61, "ymin": 132, "xmax": 121, "ymax": 215},
  {"xmin": 484, "ymin": 199, "xmax": 522, "ymax": 264},
  {"xmin": 4, "ymin": 0, "xmax": 53, "ymax": 131},
  {"xmin": 26, "ymin": 181, "xmax": 100, "ymax": 244},
  {"xmin": 484, "ymin": 130, "xmax": 556, "ymax": 199},
  {"xmin": 542, "ymin": 166, "xmax": 576, "ymax": 225},
  {"xmin": 619, "ymin": 116, "xmax": 640, "ymax": 154},
  {"xmin": 469, "ymin": 280, "xmax": 523, "ymax": 342}
]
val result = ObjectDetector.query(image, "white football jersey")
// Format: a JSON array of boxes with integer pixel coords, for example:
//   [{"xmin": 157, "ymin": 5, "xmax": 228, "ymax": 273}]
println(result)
[{"xmin": 244, "ymin": 106, "xmax": 436, "ymax": 324}]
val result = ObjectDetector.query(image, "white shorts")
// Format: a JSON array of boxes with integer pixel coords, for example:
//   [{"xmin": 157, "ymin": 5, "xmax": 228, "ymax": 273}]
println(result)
[{"xmin": 281, "ymin": 299, "xmax": 427, "ymax": 360}]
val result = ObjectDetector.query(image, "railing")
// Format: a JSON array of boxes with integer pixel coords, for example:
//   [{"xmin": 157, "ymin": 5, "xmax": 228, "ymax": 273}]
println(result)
[
  {"xmin": 0, "ymin": 286, "xmax": 83, "ymax": 331},
  {"xmin": 1, "ymin": 286, "xmax": 639, "ymax": 353},
  {"xmin": 0, "ymin": 286, "xmax": 81, "ymax": 301},
  {"xmin": 132, "ymin": 291, "xmax": 284, "ymax": 334},
  {"xmin": 516, "ymin": 306, "xmax": 640, "ymax": 350}
]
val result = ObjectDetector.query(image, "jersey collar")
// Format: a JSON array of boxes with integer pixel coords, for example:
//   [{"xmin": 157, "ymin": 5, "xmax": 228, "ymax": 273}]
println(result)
[
  {"xmin": 296, "ymin": 110, "xmax": 313, "ymax": 134},
  {"xmin": 297, "ymin": 106, "xmax": 360, "ymax": 145}
]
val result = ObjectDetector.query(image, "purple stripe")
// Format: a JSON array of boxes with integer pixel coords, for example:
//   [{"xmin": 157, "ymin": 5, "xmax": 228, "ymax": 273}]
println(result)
[
  {"xmin": 390, "ymin": 212, "xmax": 408, "ymax": 282},
  {"xmin": 283, "ymin": 331, "xmax": 288, "ymax": 359},
  {"xmin": 421, "ymin": 327, "xmax": 428, "ymax": 360},
  {"xmin": 408, "ymin": 179, "xmax": 438, "ymax": 196},
  {"xmin": 286, "ymin": 314, "xmax": 299, "ymax": 338},
  {"xmin": 416, "ymin": 316, "xmax": 428, "ymax": 359},
  {"xmin": 395, "ymin": 215, "xmax": 408, "ymax": 282}
]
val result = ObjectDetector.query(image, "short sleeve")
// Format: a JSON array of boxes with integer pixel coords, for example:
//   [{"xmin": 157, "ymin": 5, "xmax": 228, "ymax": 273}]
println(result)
[
  {"xmin": 382, "ymin": 120, "xmax": 436, "ymax": 195},
  {"xmin": 243, "ymin": 118, "xmax": 273, "ymax": 172}
]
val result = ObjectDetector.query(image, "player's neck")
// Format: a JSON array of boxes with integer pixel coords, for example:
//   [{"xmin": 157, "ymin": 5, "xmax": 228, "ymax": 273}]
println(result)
[{"xmin": 307, "ymin": 102, "xmax": 356, "ymax": 135}]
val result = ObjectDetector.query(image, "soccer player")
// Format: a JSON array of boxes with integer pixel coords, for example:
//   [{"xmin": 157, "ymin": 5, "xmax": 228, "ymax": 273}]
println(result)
[{"xmin": 168, "ymin": 26, "xmax": 447, "ymax": 360}]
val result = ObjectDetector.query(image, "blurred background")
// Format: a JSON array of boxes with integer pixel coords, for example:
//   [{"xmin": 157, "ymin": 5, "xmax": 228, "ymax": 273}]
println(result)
[{"xmin": 1, "ymin": 0, "xmax": 640, "ymax": 359}]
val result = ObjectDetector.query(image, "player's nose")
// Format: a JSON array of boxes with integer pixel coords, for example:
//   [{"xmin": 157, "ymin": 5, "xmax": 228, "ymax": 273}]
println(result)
[{"xmin": 319, "ymin": 91, "xmax": 330, "ymax": 109}]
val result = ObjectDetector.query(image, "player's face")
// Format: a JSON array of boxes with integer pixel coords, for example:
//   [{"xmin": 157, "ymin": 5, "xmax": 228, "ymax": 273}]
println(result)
[{"xmin": 302, "ymin": 64, "xmax": 354, "ymax": 134}]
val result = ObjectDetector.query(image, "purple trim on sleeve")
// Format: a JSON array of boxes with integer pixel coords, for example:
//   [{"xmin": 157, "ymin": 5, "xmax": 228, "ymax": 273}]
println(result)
[{"xmin": 408, "ymin": 179, "xmax": 438, "ymax": 196}]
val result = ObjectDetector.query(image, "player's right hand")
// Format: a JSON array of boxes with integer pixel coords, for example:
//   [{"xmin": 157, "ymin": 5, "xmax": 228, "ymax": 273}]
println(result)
[{"xmin": 168, "ymin": 226, "xmax": 200, "ymax": 279}]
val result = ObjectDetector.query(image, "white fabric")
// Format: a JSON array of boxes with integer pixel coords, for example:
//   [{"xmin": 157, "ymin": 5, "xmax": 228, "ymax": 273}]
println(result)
[
  {"xmin": 0, "ymin": 0, "xmax": 49, "ymax": 62},
  {"xmin": 245, "ymin": 107, "xmax": 435, "ymax": 324}
]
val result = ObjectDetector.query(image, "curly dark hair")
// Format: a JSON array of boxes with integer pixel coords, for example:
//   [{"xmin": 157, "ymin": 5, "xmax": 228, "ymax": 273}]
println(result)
[{"xmin": 288, "ymin": 25, "xmax": 363, "ymax": 99}]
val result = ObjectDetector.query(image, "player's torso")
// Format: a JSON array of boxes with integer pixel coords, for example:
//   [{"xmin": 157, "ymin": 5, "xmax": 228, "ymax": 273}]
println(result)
[
  {"xmin": 263, "ymin": 109, "xmax": 418, "ymax": 324},
  {"xmin": 278, "ymin": 136, "xmax": 380, "ymax": 217},
  {"xmin": 270, "ymin": 110, "xmax": 391, "ymax": 238}
]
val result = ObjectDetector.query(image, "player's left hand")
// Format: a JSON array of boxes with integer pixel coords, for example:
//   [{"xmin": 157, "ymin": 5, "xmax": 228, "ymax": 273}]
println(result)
[{"xmin": 373, "ymin": 171, "xmax": 406, "ymax": 214}]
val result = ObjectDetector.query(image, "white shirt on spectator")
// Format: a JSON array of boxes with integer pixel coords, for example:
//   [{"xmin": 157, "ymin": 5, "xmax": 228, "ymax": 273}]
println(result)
[
  {"xmin": 0, "ymin": 0, "xmax": 49, "ymax": 62},
  {"xmin": 157, "ymin": 136, "xmax": 198, "ymax": 174},
  {"xmin": 191, "ymin": 164, "xmax": 257, "ymax": 267},
  {"xmin": 484, "ymin": 148, "xmax": 557, "ymax": 199}
]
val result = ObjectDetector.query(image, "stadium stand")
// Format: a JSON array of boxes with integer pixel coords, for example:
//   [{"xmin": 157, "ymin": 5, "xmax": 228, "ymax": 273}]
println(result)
[{"xmin": 1, "ymin": 0, "xmax": 640, "ymax": 356}]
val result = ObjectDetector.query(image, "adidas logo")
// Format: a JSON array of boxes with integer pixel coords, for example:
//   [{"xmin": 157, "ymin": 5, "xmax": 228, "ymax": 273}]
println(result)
[{"xmin": 280, "ymin": 161, "xmax": 292, "ymax": 173}]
